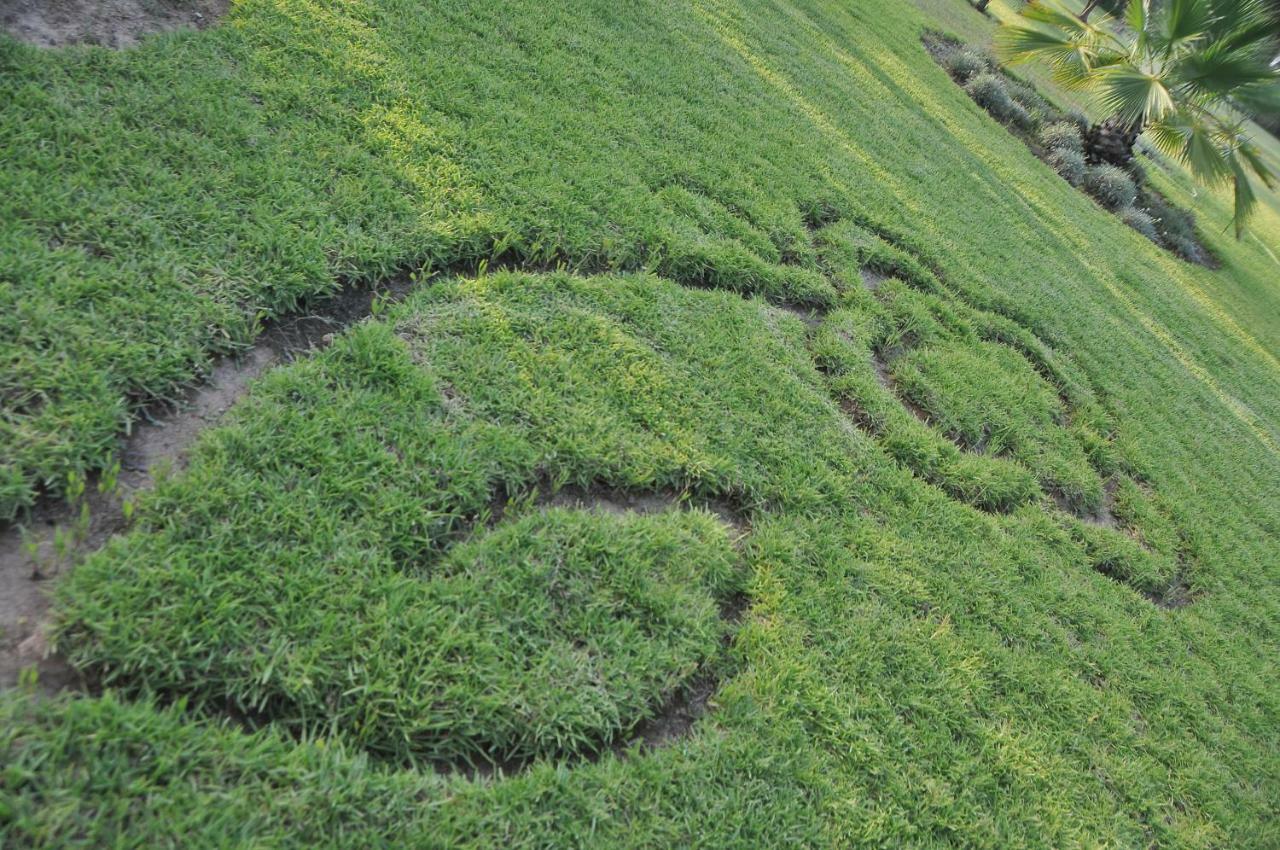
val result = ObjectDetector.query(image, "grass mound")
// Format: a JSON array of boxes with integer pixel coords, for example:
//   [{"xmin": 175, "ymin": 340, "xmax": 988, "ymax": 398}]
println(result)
[
  {"xmin": 0, "ymin": 688, "xmax": 833, "ymax": 846},
  {"xmin": 61, "ymin": 505, "xmax": 741, "ymax": 764},
  {"xmin": 51, "ymin": 271, "xmax": 852, "ymax": 763},
  {"xmin": 1068, "ymin": 476, "xmax": 1197, "ymax": 603},
  {"xmin": 798, "ymin": 222, "xmax": 1196, "ymax": 603},
  {"xmin": 805, "ymin": 223, "xmax": 1117, "ymax": 516},
  {"xmin": 892, "ymin": 339, "xmax": 1101, "ymax": 511}
]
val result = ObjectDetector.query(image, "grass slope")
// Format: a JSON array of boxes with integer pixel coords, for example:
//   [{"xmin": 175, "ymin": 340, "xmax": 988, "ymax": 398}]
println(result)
[{"xmin": 1, "ymin": 0, "xmax": 1278, "ymax": 847}]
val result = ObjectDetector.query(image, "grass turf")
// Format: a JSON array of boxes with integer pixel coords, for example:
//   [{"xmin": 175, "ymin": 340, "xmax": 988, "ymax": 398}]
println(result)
[{"xmin": 2, "ymin": 0, "xmax": 1279, "ymax": 847}]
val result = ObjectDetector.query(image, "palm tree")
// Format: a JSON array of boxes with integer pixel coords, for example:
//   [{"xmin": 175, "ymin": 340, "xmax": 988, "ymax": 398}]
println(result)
[{"xmin": 997, "ymin": 0, "xmax": 1280, "ymax": 235}]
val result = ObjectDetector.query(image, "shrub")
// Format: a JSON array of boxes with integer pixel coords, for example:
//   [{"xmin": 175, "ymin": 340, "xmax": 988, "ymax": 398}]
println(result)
[
  {"xmin": 1148, "ymin": 195, "xmax": 1197, "ymax": 241},
  {"xmin": 1037, "ymin": 106, "xmax": 1068, "ymax": 127},
  {"xmin": 1163, "ymin": 210, "xmax": 1199, "ymax": 246},
  {"xmin": 944, "ymin": 48, "xmax": 989, "ymax": 82},
  {"xmin": 1119, "ymin": 206, "xmax": 1159, "ymax": 242},
  {"xmin": 1066, "ymin": 109, "xmax": 1090, "ymax": 132},
  {"xmin": 966, "ymin": 73, "xmax": 1026, "ymax": 126},
  {"xmin": 1034, "ymin": 98, "xmax": 1072, "ymax": 124},
  {"xmin": 1005, "ymin": 78, "xmax": 1046, "ymax": 111},
  {"xmin": 1040, "ymin": 121, "xmax": 1082, "ymax": 153},
  {"xmin": 965, "ymin": 73, "xmax": 1010, "ymax": 111},
  {"xmin": 1047, "ymin": 147, "xmax": 1086, "ymax": 186},
  {"xmin": 1008, "ymin": 101, "xmax": 1037, "ymax": 132},
  {"xmin": 1166, "ymin": 231, "xmax": 1208, "ymax": 264},
  {"xmin": 1125, "ymin": 158, "xmax": 1147, "ymax": 185},
  {"xmin": 1084, "ymin": 164, "xmax": 1138, "ymax": 210}
]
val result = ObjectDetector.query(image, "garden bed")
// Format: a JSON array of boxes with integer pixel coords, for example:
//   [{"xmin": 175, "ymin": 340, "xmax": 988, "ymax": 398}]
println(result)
[{"xmin": 924, "ymin": 31, "xmax": 1216, "ymax": 267}]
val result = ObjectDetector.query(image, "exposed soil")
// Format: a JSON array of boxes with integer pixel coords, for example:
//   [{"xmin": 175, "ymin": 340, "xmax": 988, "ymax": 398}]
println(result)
[
  {"xmin": 628, "ymin": 671, "xmax": 722, "ymax": 748},
  {"xmin": 870, "ymin": 348, "xmax": 933, "ymax": 425},
  {"xmin": 1148, "ymin": 577, "xmax": 1193, "ymax": 609},
  {"xmin": 537, "ymin": 483, "xmax": 750, "ymax": 539},
  {"xmin": 773, "ymin": 303, "xmax": 825, "ymax": 329},
  {"xmin": 861, "ymin": 268, "xmax": 888, "ymax": 291},
  {"xmin": 0, "ymin": 277, "xmax": 415, "ymax": 691},
  {"xmin": 0, "ymin": 0, "xmax": 227, "ymax": 49},
  {"xmin": 1093, "ymin": 557, "xmax": 1195, "ymax": 610},
  {"xmin": 1057, "ymin": 476, "xmax": 1120, "ymax": 529}
]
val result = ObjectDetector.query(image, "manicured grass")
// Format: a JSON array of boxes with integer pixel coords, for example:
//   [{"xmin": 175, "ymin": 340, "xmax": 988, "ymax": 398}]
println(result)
[
  {"xmin": 5, "ymin": 268, "xmax": 1271, "ymax": 847},
  {"xmin": 2, "ymin": 0, "xmax": 1279, "ymax": 847},
  {"xmin": 54, "ymin": 274, "xmax": 779, "ymax": 764}
]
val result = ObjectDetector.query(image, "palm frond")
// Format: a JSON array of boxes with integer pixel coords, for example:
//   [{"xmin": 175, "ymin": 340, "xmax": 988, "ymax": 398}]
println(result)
[
  {"xmin": 1204, "ymin": 0, "xmax": 1275, "ymax": 43},
  {"xmin": 997, "ymin": 0, "xmax": 1119, "ymax": 66},
  {"xmin": 1158, "ymin": 0, "xmax": 1212, "ymax": 49},
  {"xmin": 1237, "ymin": 140, "xmax": 1276, "ymax": 189},
  {"xmin": 1185, "ymin": 119, "xmax": 1233, "ymax": 184},
  {"xmin": 1229, "ymin": 156, "xmax": 1258, "ymax": 238},
  {"xmin": 995, "ymin": 20, "xmax": 1112, "ymax": 91},
  {"xmin": 1146, "ymin": 118, "xmax": 1193, "ymax": 159},
  {"xmin": 1124, "ymin": 0, "xmax": 1147, "ymax": 34},
  {"xmin": 995, "ymin": 19, "xmax": 1087, "ymax": 66},
  {"xmin": 1225, "ymin": 80, "xmax": 1280, "ymax": 115},
  {"xmin": 997, "ymin": 0, "xmax": 1277, "ymax": 238},
  {"xmin": 1096, "ymin": 65, "xmax": 1176, "ymax": 124},
  {"xmin": 1020, "ymin": 0, "xmax": 1103, "ymax": 35},
  {"xmin": 1176, "ymin": 42, "xmax": 1278, "ymax": 97},
  {"xmin": 1217, "ymin": 18, "xmax": 1280, "ymax": 55}
]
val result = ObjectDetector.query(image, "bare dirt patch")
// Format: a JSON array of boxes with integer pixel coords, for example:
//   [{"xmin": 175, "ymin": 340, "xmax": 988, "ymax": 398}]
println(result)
[
  {"xmin": 0, "ymin": 0, "xmax": 227, "ymax": 49},
  {"xmin": 861, "ymin": 268, "xmax": 888, "ymax": 291},
  {"xmin": 0, "ymin": 277, "xmax": 414, "ymax": 691},
  {"xmin": 1148, "ymin": 577, "xmax": 1193, "ymax": 610},
  {"xmin": 771, "ymin": 303, "xmax": 825, "ymax": 329},
  {"xmin": 870, "ymin": 348, "xmax": 934, "ymax": 425},
  {"xmin": 538, "ymin": 484, "xmax": 749, "ymax": 539},
  {"xmin": 1055, "ymin": 476, "xmax": 1119, "ymax": 529}
]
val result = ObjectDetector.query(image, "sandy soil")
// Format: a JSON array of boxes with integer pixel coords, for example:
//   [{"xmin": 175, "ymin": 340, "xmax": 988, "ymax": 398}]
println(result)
[{"xmin": 0, "ymin": 0, "xmax": 228, "ymax": 48}]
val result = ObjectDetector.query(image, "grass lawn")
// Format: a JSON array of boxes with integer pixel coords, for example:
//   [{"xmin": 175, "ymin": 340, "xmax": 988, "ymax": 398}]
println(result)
[{"xmin": 2, "ymin": 0, "xmax": 1279, "ymax": 847}]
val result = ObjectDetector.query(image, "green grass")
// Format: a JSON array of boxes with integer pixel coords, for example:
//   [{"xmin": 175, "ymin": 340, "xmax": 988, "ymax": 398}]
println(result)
[
  {"xmin": 53, "ymin": 275, "xmax": 773, "ymax": 764},
  {"xmin": 893, "ymin": 339, "xmax": 1102, "ymax": 503},
  {"xmin": 3, "ymin": 0, "xmax": 1280, "ymax": 846}
]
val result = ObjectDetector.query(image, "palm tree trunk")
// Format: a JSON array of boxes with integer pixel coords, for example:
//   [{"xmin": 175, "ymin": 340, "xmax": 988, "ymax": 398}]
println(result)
[{"xmin": 1084, "ymin": 117, "xmax": 1142, "ymax": 167}]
